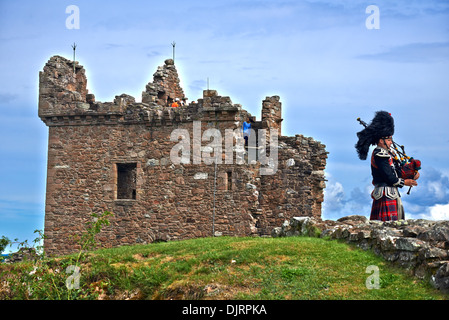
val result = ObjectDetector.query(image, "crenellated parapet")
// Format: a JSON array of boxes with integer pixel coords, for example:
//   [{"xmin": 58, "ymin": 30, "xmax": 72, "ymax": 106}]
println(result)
[{"xmin": 39, "ymin": 56, "xmax": 245, "ymax": 128}]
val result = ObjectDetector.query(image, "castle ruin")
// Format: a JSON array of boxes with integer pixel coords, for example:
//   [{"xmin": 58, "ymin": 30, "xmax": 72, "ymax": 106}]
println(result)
[{"xmin": 38, "ymin": 56, "xmax": 327, "ymax": 255}]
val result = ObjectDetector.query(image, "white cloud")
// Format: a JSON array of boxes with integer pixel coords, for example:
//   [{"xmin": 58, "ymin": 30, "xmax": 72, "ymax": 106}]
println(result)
[
  {"xmin": 429, "ymin": 203, "xmax": 449, "ymax": 220},
  {"xmin": 428, "ymin": 181, "xmax": 447, "ymax": 201},
  {"xmin": 399, "ymin": 167, "xmax": 449, "ymax": 210},
  {"xmin": 322, "ymin": 172, "xmax": 346, "ymax": 219},
  {"xmin": 406, "ymin": 202, "xmax": 449, "ymax": 221},
  {"xmin": 325, "ymin": 181, "xmax": 345, "ymax": 203}
]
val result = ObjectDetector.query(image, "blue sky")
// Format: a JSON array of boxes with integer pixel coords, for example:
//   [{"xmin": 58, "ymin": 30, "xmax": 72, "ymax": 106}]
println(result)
[{"xmin": 1, "ymin": 0, "xmax": 449, "ymax": 252}]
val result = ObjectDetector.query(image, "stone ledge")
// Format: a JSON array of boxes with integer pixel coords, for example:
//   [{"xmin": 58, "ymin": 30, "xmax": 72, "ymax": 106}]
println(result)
[{"xmin": 114, "ymin": 199, "xmax": 137, "ymax": 206}]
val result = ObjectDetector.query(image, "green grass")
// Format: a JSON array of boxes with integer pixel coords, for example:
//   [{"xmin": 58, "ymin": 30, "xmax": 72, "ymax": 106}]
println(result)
[{"xmin": 0, "ymin": 236, "xmax": 446, "ymax": 300}]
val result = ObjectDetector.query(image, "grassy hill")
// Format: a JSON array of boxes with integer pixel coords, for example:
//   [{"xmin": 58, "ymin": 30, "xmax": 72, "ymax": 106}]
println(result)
[{"xmin": 0, "ymin": 236, "xmax": 446, "ymax": 300}]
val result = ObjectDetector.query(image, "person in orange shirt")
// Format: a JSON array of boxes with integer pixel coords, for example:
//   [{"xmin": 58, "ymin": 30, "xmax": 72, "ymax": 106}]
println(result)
[{"xmin": 172, "ymin": 98, "xmax": 182, "ymax": 108}]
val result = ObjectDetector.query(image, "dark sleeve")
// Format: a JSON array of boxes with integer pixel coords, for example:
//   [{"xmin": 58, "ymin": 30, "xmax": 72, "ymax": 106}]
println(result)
[{"xmin": 374, "ymin": 155, "xmax": 405, "ymax": 188}]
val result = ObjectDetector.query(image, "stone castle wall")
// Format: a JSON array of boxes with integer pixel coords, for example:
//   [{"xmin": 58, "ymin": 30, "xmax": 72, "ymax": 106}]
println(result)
[{"xmin": 39, "ymin": 55, "xmax": 327, "ymax": 256}]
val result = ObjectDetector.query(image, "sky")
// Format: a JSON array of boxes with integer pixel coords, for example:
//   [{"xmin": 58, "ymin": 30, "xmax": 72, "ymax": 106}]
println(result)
[{"xmin": 1, "ymin": 0, "xmax": 449, "ymax": 252}]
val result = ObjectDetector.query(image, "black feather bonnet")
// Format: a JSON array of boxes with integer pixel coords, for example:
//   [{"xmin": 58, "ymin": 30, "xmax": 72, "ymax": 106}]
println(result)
[{"xmin": 355, "ymin": 111, "xmax": 394, "ymax": 160}]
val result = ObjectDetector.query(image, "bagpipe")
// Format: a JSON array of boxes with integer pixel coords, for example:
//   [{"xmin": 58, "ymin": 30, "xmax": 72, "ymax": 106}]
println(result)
[{"xmin": 357, "ymin": 117, "xmax": 421, "ymax": 194}]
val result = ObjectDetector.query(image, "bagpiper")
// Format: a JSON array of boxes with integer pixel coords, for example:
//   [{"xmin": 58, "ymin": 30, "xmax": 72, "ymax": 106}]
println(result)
[{"xmin": 355, "ymin": 111, "xmax": 420, "ymax": 221}]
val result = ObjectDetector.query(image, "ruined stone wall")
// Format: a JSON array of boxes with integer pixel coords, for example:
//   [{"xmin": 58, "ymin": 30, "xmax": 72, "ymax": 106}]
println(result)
[
  {"xmin": 39, "ymin": 55, "xmax": 327, "ymax": 256},
  {"xmin": 38, "ymin": 56, "xmax": 89, "ymax": 117},
  {"xmin": 43, "ymin": 122, "xmax": 254, "ymax": 253},
  {"xmin": 261, "ymin": 95, "xmax": 282, "ymax": 135},
  {"xmin": 142, "ymin": 59, "xmax": 185, "ymax": 106}
]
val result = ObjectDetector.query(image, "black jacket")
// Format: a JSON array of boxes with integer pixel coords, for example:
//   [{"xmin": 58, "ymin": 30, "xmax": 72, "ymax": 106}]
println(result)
[{"xmin": 371, "ymin": 147, "xmax": 404, "ymax": 188}]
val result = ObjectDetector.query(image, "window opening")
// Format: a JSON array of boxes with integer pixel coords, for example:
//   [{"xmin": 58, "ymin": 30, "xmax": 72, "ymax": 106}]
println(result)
[
  {"xmin": 226, "ymin": 171, "xmax": 233, "ymax": 191},
  {"xmin": 116, "ymin": 163, "xmax": 137, "ymax": 200}
]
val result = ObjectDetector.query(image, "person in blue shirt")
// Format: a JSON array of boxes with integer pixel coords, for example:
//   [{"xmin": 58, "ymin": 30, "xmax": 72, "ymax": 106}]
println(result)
[{"xmin": 242, "ymin": 117, "xmax": 251, "ymax": 147}]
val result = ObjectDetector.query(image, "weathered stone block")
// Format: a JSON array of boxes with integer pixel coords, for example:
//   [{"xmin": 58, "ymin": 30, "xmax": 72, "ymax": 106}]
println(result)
[{"xmin": 395, "ymin": 237, "xmax": 427, "ymax": 252}]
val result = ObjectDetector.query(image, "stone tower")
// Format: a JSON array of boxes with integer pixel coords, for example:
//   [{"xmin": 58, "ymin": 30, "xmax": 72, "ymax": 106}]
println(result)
[{"xmin": 38, "ymin": 55, "xmax": 327, "ymax": 256}]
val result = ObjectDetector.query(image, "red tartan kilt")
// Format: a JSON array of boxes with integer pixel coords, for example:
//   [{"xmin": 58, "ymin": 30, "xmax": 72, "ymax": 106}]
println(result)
[{"xmin": 370, "ymin": 197, "xmax": 398, "ymax": 221}]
